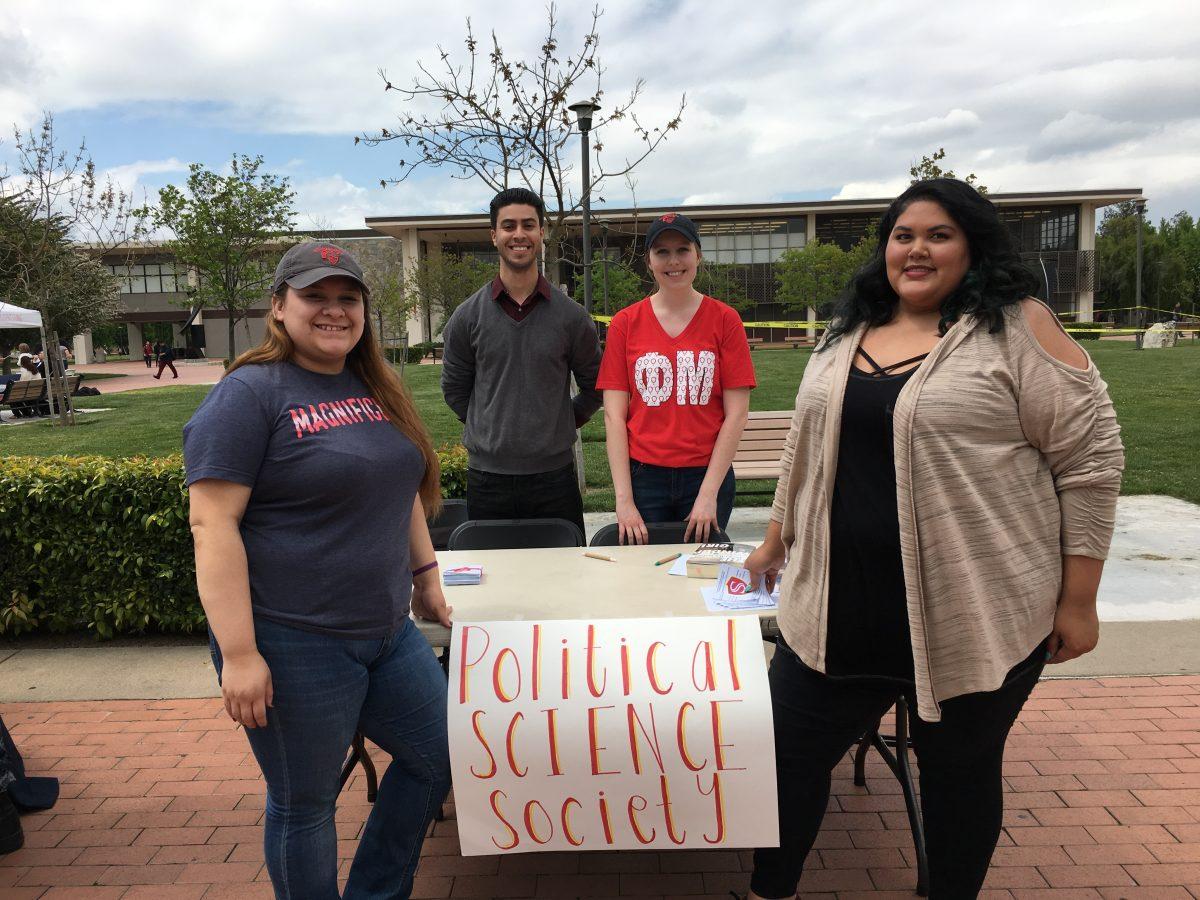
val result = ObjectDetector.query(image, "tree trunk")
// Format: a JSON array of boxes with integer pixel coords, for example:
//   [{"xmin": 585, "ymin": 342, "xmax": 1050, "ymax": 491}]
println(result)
[{"xmin": 227, "ymin": 313, "xmax": 236, "ymax": 365}]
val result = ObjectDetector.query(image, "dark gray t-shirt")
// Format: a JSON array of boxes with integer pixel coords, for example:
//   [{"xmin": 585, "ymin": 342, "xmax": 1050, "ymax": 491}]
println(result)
[{"xmin": 183, "ymin": 362, "xmax": 424, "ymax": 638}]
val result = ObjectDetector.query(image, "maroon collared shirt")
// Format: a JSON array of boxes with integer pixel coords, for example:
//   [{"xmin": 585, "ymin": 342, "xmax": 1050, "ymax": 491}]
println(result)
[{"xmin": 490, "ymin": 274, "xmax": 552, "ymax": 322}]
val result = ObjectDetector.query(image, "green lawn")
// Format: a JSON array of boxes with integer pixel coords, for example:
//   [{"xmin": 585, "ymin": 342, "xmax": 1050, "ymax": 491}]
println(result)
[{"xmin": 3, "ymin": 342, "xmax": 1197, "ymax": 510}]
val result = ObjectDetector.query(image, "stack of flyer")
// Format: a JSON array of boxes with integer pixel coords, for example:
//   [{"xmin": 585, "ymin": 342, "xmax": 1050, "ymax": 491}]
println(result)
[
  {"xmin": 442, "ymin": 564, "xmax": 483, "ymax": 586},
  {"xmin": 711, "ymin": 563, "xmax": 779, "ymax": 610}
]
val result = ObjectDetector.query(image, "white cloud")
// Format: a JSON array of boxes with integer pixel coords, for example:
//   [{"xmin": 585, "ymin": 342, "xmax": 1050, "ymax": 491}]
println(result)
[
  {"xmin": 1028, "ymin": 111, "xmax": 1144, "ymax": 162},
  {"xmin": 0, "ymin": 0, "xmax": 1196, "ymax": 224},
  {"xmin": 879, "ymin": 109, "xmax": 982, "ymax": 142}
]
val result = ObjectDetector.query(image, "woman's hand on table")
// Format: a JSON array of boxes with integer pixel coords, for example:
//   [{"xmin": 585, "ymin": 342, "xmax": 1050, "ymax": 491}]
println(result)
[
  {"xmin": 684, "ymin": 492, "xmax": 719, "ymax": 543},
  {"xmin": 221, "ymin": 650, "xmax": 273, "ymax": 729},
  {"xmin": 1045, "ymin": 595, "xmax": 1099, "ymax": 664},
  {"xmin": 616, "ymin": 498, "xmax": 649, "ymax": 545},
  {"xmin": 412, "ymin": 578, "xmax": 453, "ymax": 628},
  {"xmin": 745, "ymin": 537, "xmax": 786, "ymax": 594}
]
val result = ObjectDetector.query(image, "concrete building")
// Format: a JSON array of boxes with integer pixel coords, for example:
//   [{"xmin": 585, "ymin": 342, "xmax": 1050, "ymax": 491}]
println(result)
[{"xmin": 78, "ymin": 188, "xmax": 1140, "ymax": 362}]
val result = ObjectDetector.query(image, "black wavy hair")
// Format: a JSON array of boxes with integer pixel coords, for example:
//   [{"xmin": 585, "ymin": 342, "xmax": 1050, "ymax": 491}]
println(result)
[
  {"xmin": 823, "ymin": 178, "xmax": 1038, "ymax": 345},
  {"xmin": 489, "ymin": 187, "xmax": 546, "ymax": 228}
]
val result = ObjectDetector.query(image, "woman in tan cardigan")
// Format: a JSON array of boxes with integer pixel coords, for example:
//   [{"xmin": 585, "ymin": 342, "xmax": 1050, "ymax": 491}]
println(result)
[{"xmin": 743, "ymin": 178, "xmax": 1124, "ymax": 899}]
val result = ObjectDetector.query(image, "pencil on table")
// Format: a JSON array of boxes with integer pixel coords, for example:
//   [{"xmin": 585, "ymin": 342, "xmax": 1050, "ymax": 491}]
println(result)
[
  {"xmin": 654, "ymin": 552, "xmax": 682, "ymax": 566},
  {"xmin": 584, "ymin": 551, "xmax": 616, "ymax": 563}
]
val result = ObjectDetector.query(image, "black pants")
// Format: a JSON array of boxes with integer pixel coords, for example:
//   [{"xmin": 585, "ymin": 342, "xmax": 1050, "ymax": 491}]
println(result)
[
  {"xmin": 751, "ymin": 639, "xmax": 1044, "ymax": 899},
  {"xmin": 466, "ymin": 462, "xmax": 585, "ymax": 537},
  {"xmin": 154, "ymin": 358, "xmax": 178, "ymax": 378}
]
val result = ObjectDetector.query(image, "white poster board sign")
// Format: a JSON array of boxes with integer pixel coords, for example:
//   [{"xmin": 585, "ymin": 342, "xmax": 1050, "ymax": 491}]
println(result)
[{"xmin": 448, "ymin": 616, "xmax": 778, "ymax": 855}]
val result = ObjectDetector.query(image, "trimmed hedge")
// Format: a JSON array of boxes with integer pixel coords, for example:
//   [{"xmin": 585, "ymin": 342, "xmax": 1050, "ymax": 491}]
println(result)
[
  {"xmin": 1067, "ymin": 322, "xmax": 1107, "ymax": 341},
  {"xmin": 0, "ymin": 445, "xmax": 469, "ymax": 638}
]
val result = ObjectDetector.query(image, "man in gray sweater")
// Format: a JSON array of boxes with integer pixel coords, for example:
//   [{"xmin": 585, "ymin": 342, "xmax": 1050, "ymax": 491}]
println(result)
[{"xmin": 441, "ymin": 188, "xmax": 602, "ymax": 536}]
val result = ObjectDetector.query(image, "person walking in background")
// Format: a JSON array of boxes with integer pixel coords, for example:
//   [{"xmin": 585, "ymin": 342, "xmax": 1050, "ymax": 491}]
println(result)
[
  {"xmin": 741, "ymin": 178, "xmax": 1124, "ymax": 900},
  {"xmin": 143, "ymin": 339, "xmax": 154, "ymax": 368},
  {"xmin": 152, "ymin": 341, "xmax": 178, "ymax": 379},
  {"xmin": 597, "ymin": 212, "xmax": 755, "ymax": 543},
  {"xmin": 184, "ymin": 241, "xmax": 451, "ymax": 899},
  {"xmin": 440, "ymin": 187, "xmax": 602, "ymax": 536}
]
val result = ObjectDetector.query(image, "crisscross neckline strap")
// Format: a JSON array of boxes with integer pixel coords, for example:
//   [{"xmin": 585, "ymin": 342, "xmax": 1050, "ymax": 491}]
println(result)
[{"xmin": 855, "ymin": 346, "xmax": 930, "ymax": 377}]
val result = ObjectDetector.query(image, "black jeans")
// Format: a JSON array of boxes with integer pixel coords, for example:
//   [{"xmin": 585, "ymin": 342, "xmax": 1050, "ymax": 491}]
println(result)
[
  {"xmin": 466, "ymin": 462, "xmax": 585, "ymax": 537},
  {"xmin": 751, "ymin": 639, "xmax": 1045, "ymax": 900}
]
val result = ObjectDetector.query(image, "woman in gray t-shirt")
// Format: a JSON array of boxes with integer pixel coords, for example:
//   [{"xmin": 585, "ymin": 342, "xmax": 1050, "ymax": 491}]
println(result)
[{"xmin": 184, "ymin": 242, "xmax": 451, "ymax": 899}]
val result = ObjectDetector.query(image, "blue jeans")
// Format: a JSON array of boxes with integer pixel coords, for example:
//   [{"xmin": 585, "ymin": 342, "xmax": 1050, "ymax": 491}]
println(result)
[
  {"xmin": 210, "ymin": 617, "xmax": 450, "ymax": 900},
  {"xmin": 630, "ymin": 459, "xmax": 736, "ymax": 529}
]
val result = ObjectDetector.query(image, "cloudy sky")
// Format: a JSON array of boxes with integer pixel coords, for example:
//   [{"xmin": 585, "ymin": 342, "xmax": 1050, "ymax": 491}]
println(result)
[{"xmin": 2, "ymin": 0, "xmax": 1197, "ymax": 231}]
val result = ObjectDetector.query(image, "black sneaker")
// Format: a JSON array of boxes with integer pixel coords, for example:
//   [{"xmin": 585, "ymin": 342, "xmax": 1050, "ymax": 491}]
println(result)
[{"xmin": 0, "ymin": 789, "xmax": 23, "ymax": 855}]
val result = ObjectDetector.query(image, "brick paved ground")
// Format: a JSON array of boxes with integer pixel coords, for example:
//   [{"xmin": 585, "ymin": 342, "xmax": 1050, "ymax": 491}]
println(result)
[{"xmin": 2, "ymin": 676, "xmax": 1199, "ymax": 899}]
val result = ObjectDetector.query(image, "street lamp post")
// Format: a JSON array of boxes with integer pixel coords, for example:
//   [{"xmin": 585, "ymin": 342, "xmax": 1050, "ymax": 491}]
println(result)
[{"xmin": 569, "ymin": 100, "xmax": 601, "ymax": 314}]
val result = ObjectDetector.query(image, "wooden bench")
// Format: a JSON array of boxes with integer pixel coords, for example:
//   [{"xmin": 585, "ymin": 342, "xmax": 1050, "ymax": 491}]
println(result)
[
  {"xmin": 732, "ymin": 410, "xmax": 791, "ymax": 493},
  {"xmin": 745, "ymin": 336, "xmax": 765, "ymax": 351},
  {"xmin": 0, "ymin": 375, "xmax": 83, "ymax": 419}
]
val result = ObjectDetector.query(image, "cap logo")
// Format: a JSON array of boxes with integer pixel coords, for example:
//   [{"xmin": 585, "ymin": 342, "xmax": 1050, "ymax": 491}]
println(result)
[
  {"xmin": 318, "ymin": 246, "xmax": 342, "ymax": 266},
  {"xmin": 661, "ymin": 213, "xmax": 677, "ymax": 224}
]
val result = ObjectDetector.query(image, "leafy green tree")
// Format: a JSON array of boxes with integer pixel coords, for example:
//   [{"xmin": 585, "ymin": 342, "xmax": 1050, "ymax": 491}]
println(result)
[
  {"xmin": 0, "ymin": 197, "xmax": 122, "ymax": 338},
  {"xmin": 775, "ymin": 239, "xmax": 851, "ymax": 316},
  {"xmin": 592, "ymin": 251, "xmax": 645, "ymax": 314},
  {"xmin": 403, "ymin": 252, "xmax": 499, "ymax": 336},
  {"xmin": 150, "ymin": 155, "xmax": 296, "ymax": 360},
  {"xmin": 1, "ymin": 114, "xmax": 145, "ymax": 423},
  {"xmin": 1159, "ymin": 212, "xmax": 1200, "ymax": 315},
  {"xmin": 909, "ymin": 147, "xmax": 988, "ymax": 194},
  {"xmin": 695, "ymin": 262, "xmax": 752, "ymax": 313}
]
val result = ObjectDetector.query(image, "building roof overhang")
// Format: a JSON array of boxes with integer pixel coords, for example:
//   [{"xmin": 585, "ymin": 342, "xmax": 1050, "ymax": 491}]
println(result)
[{"xmin": 364, "ymin": 188, "xmax": 1144, "ymax": 239}]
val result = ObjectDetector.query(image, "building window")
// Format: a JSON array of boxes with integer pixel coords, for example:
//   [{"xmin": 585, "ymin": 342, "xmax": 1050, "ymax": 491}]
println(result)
[
  {"xmin": 108, "ymin": 262, "xmax": 186, "ymax": 294},
  {"xmin": 814, "ymin": 212, "xmax": 877, "ymax": 251},
  {"xmin": 998, "ymin": 206, "xmax": 1078, "ymax": 253},
  {"xmin": 697, "ymin": 217, "xmax": 806, "ymax": 264}
]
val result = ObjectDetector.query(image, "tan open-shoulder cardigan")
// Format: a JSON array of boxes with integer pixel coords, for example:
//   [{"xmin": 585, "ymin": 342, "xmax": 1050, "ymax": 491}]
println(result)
[{"xmin": 770, "ymin": 302, "xmax": 1125, "ymax": 721}]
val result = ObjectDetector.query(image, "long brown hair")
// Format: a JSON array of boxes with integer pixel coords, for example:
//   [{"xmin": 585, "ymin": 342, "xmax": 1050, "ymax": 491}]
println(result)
[{"xmin": 227, "ymin": 284, "xmax": 442, "ymax": 516}]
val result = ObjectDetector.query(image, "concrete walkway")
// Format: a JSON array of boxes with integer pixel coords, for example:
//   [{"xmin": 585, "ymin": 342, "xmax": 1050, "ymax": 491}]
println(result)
[{"xmin": 75, "ymin": 359, "xmax": 224, "ymax": 394}]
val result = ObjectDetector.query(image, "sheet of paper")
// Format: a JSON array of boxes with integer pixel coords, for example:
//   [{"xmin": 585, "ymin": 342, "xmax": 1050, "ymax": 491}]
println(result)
[
  {"xmin": 447, "ymin": 617, "xmax": 779, "ymax": 854},
  {"xmin": 667, "ymin": 554, "xmax": 691, "ymax": 576}
]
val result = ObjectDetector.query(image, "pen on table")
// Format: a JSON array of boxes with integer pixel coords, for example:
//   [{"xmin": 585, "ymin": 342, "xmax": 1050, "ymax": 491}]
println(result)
[
  {"xmin": 584, "ymin": 551, "xmax": 616, "ymax": 563},
  {"xmin": 654, "ymin": 552, "xmax": 682, "ymax": 567}
]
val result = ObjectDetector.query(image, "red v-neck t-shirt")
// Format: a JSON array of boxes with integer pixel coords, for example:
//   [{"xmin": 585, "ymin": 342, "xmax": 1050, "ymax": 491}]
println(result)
[{"xmin": 597, "ymin": 295, "xmax": 756, "ymax": 467}]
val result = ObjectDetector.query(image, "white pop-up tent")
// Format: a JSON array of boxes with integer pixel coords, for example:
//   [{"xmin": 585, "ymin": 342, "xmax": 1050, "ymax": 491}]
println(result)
[
  {"xmin": 0, "ymin": 301, "xmax": 49, "ymax": 369},
  {"xmin": 0, "ymin": 300, "xmax": 44, "ymax": 331}
]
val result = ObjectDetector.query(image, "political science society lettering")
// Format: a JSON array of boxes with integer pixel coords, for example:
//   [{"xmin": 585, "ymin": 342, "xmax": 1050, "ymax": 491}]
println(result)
[{"xmin": 447, "ymin": 616, "xmax": 779, "ymax": 855}]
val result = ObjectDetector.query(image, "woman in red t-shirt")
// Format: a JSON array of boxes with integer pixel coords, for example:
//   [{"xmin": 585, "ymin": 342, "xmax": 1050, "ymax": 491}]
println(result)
[{"xmin": 597, "ymin": 213, "xmax": 756, "ymax": 544}]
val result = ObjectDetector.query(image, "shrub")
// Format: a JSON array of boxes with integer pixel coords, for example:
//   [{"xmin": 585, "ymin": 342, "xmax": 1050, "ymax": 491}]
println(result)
[
  {"xmin": 0, "ymin": 446, "xmax": 470, "ymax": 637},
  {"xmin": 1068, "ymin": 322, "xmax": 1107, "ymax": 341},
  {"xmin": 0, "ymin": 455, "xmax": 199, "ymax": 638},
  {"xmin": 438, "ymin": 444, "xmax": 468, "ymax": 499}
]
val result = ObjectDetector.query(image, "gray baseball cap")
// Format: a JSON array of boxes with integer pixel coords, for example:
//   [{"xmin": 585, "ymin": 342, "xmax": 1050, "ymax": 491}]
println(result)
[{"xmin": 272, "ymin": 242, "xmax": 369, "ymax": 294}]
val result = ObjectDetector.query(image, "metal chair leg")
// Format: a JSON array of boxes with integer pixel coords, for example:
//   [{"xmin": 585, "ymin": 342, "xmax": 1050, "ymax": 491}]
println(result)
[
  {"xmin": 853, "ymin": 730, "xmax": 872, "ymax": 787},
  {"xmin": 339, "ymin": 731, "xmax": 379, "ymax": 804},
  {"xmin": 891, "ymin": 697, "xmax": 928, "ymax": 897},
  {"xmin": 854, "ymin": 698, "xmax": 929, "ymax": 896}
]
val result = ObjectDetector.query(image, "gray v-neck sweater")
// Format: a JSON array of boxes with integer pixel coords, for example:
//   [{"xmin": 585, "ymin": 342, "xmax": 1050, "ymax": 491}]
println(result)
[{"xmin": 441, "ymin": 281, "xmax": 602, "ymax": 474}]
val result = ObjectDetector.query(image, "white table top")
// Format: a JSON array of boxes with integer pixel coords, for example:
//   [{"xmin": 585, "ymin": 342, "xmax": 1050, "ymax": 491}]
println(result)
[{"xmin": 415, "ymin": 543, "xmax": 779, "ymax": 647}]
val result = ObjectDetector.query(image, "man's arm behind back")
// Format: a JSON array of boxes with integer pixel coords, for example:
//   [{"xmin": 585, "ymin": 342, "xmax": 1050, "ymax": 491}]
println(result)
[{"xmin": 440, "ymin": 301, "xmax": 476, "ymax": 423}]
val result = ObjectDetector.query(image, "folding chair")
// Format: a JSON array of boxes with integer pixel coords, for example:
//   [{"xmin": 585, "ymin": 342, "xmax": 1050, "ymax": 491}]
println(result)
[
  {"xmin": 589, "ymin": 521, "xmax": 729, "ymax": 547},
  {"xmin": 854, "ymin": 696, "xmax": 929, "ymax": 896},
  {"xmin": 447, "ymin": 517, "xmax": 585, "ymax": 550},
  {"xmin": 427, "ymin": 499, "xmax": 468, "ymax": 551}
]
